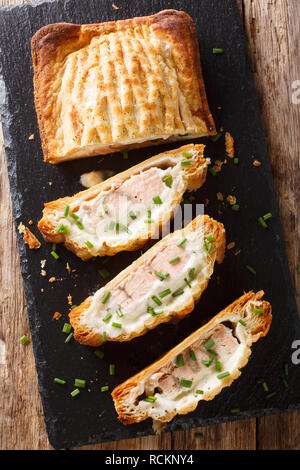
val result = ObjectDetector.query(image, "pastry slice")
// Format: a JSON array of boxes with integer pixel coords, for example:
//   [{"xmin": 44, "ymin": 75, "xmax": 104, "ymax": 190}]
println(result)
[
  {"xmin": 38, "ymin": 144, "xmax": 209, "ymax": 261},
  {"xmin": 31, "ymin": 9, "xmax": 215, "ymax": 163},
  {"xmin": 111, "ymin": 291, "xmax": 272, "ymax": 425},
  {"xmin": 69, "ymin": 215, "xmax": 225, "ymax": 346}
]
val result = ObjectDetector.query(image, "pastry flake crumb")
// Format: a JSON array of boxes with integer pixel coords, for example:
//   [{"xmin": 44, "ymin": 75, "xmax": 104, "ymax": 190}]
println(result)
[
  {"xmin": 41, "ymin": 288, "xmax": 44, "ymax": 293},
  {"xmin": 225, "ymin": 132, "xmax": 235, "ymax": 158},
  {"xmin": 41, "ymin": 269, "xmax": 47, "ymax": 276},
  {"xmin": 227, "ymin": 242, "xmax": 236, "ymax": 250},
  {"xmin": 234, "ymin": 249, "xmax": 241, "ymax": 256},
  {"xmin": 18, "ymin": 222, "xmax": 41, "ymax": 249},
  {"xmin": 253, "ymin": 160, "xmax": 261, "ymax": 167},
  {"xmin": 49, "ymin": 277, "xmax": 56, "ymax": 283},
  {"xmin": 48, "ymin": 181, "xmax": 53, "ymax": 186},
  {"xmin": 227, "ymin": 195, "xmax": 237, "ymax": 206},
  {"xmin": 67, "ymin": 294, "xmax": 73, "ymax": 306},
  {"xmin": 28, "ymin": 220, "xmax": 33, "ymax": 225},
  {"xmin": 112, "ymin": 3, "xmax": 119, "ymax": 9},
  {"xmin": 28, "ymin": 134, "xmax": 34, "ymax": 140},
  {"xmin": 217, "ymin": 192, "xmax": 224, "ymax": 201},
  {"xmin": 53, "ymin": 312, "xmax": 62, "ymax": 320},
  {"xmin": 66, "ymin": 262, "xmax": 71, "ymax": 273},
  {"xmin": 40, "ymin": 259, "xmax": 46, "ymax": 269}
]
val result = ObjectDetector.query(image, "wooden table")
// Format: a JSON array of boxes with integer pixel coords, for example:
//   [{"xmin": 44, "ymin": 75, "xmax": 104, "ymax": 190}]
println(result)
[{"xmin": 0, "ymin": 0, "xmax": 299, "ymax": 450}]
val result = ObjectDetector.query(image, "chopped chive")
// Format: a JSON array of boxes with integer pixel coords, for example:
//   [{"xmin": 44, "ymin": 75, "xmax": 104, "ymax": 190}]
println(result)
[
  {"xmin": 151, "ymin": 310, "xmax": 164, "ymax": 316},
  {"xmin": 258, "ymin": 217, "xmax": 268, "ymax": 228},
  {"xmin": 56, "ymin": 223, "xmax": 69, "ymax": 234},
  {"xmin": 210, "ymin": 132, "xmax": 222, "ymax": 142},
  {"xmin": 108, "ymin": 221, "xmax": 116, "ymax": 231},
  {"xmin": 147, "ymin": 306, "xmax": 155, "ymax": 315},
  {"xmin": 154, "ymin": 271, "xmax": 169, "ymax": 281},
  {"xmin": 109, "ymin": 364, "xmax": 115, "ymax": 376},
  {"xmin": 233, "ymin": 158, "xmax": 239, "ymax": 164},
  {"xmin": 70, "ymin": 212, "xmax": 79, "ymax": 221},
  {"xmin": 147, "ymin": 209, "xmax": 151, "ymax": 219},
  {"xmin": 230, "ymin": 408, "xmax": 240, "ymax": 414},
  {"xmin": 101, "ymin": 291, "xmax": 111, "ymax": 304},
  {"xmin": 62, "ymin": 323, "xmax": 72, "ymax": 334},
  {"xmin": 232, "ymin": 204, "xmax": 240, "ymax": 212},
  {"xmin": 63, "ymin": 205, "xmax": 70, "ymax": 217},
  {"xmin": 145, "ymin": 396, "xmax": 157, "ymax": 403},
  {"xmin": 70, "ymin": 388, "xmax": 80, "ymax": 397},
  {"xmin": 207, "ymin": 349, "xmax": 218, "ymax": 357},
  {"xmin": 176, "ymin": 354, "xmax": 184, "ymax": 367},
  {"xmin": 169, "ymin": 256, "xmax": 180, "ymax": 264},
  {"xmin": 172, "ymin": 289, "xmax": 184, "ymax": 297},
  {"xmin": 94, "ymin": 349, "xmax": 104, "ymax": 359},
  {"xmin": 238, "ymin": 319, "xmax": 247, "ymax": 326},
  {"xmin": 196, "ymin": 389, "xmax": 204, "ymax": 394},
  {"xmin": 70, "ymin": 305, "xmax": 77, "ymax": 310},
  {"xmin": 213, "ymin": 48, "xmax": 223, "ymax": 54},
  {"xmin": 206, "ymin": 236, "xmax": 216, "ymax": 242},
  {"xmin": 54, "ymin": 378, "xmax": 66, "ymax": 385},
  {"xmin": 99, "ymin": 212, "xmax": 103, "ymax": 218},
  {"xmin": 101, "ymin": 385, "xmax": 109, "ymax": 392},
  {"xmin": 153, "ymin": 195, "xmax": 163, "ymax": 205},
  {"xmin": 184, "ymin": 277, "xmax": 192, "ymax": 288},
  {"xmin": 112, "ymin": 322, "xmax": 122, "ymax": 328},
  {"xmin": 284, "ymin": 363, "xmax": 289, "ymax": 377},
  {"xmin": 189, "ymin": 350, "xmax": 196, "ymax": 361},
  {"xmin": 52, "ymin": 242, "xmax": 57, "ymax": 251},
  {"xmin": 217, "ymin": 372, "xmax": 230, "ymax": 379},
  {"xmin": 103, "ymin": 204, "xmax": 109, "ymax": 214},
  {"xmin": 201, "ymin": 357, "xmax": 214, "ymax": 367},
  {"xmin": 195, "ymin": 433, "xmax": 204, "ymax": 439},
  {"xmin": 159, "ymin": 288, "xmax": 171, "ymax": 298},
  {"xmin": 102, "ymin": 256, "xmax": 110, "ymax": 265},
  {"xmin": 204, "ymin": 241, "xmax": 213, "ymax": 253},
  {"xmin": 98, "ymin": 268, "xmax": 110, "ymax": 279},
  {"xmin": 121, "ymin": 149, "xmax": 128, "ymax": 159},
  {"xmin": 204, "ymin": 338, "xmax": 215, "ymax": 350},
  {"xmin": 51, "ymin": 250, "xmax": 59, "ymax": 260},
  {"xmin": 182, "ymin": 151, "xmax": 191, "ymax": 157},
  {"xmin": 263, "ymin": 213, "xmax": 273, "ymax": 221},
  {"xmin": 20, "ymin": 335, "xmax": 29, "ymax": 345},
  {"xmin": 152, "ymin": 296, "xmax": 162, "ymax": 306},
  {"xmin": 189, "ymin": 268, "xmax": 196, "ymax": 279},
  {"xmin": 102, "ymin": 313, "xmax": 112, "ymax": 323},
  {"xmin": 85, "ymin": 241, "xmax": 94, "ymax": 249},
  {"xmin": 178, "ymin": 238, "xmax": 187, "ymax": 247},
  {"xmin": 215, "ymin": 361, "xmax": 222, "ymax": 372},
  {"xmin": 129, "ymin": 211, "xmax": 137, "ymax": 220},
  {"xmin": 181, "ymin": 160, "xmax": 192, "ymax": 166},
  {"xmin": 162, "ymin": 174, "xmax": 173, "ymax": 188},
  {"xmin": 65, "ymin": 332, "xmax": 73, "ymax": 343},
  {"xmin": 76, "ymin": 221, "xmax": 84, "ymax": 230},
  {"xmin": 180, "ymin": 379, "xmax": 193, "ymax": 388},
  {"xmin": 261, "ymin": 381, "xmax": 269, "ymax": 392},
  {"xmin": 282, "ymin": 378, "xmax": 289, "ymax": 389},
  {"xmin": 246, "ymin": 265, "xmax": 256, "ymax": 275},
  {"xmin": 75, "ymin": 379, "xmax": 86, "ymax": 388},
  {"xmin": 102, "ymin": 331, "xmax": 107, "ymax": 343},
  {"xmin": 253, "ymin": 307, "xmax": 265, "ymax": 314},
  {"xmin": 265, "ymin": 392, "xmax": 276, "ymax": 399},
  {"xmin": 116, "ymin": 308, "xmax": 124, "ymax": 318},
  {"xmin": 144, "ymin": 219, "xmax": 154, "ymax": 224}
]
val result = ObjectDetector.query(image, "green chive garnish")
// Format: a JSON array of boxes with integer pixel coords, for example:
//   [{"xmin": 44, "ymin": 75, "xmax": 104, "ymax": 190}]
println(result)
[
  {"xmin": 204, "ymin": 241, "xmax": 213, "ymax": 253},
  {"xmin": 184, "ymin": 278, "xmax": 192, "ymax": 288},
  {"xmin": 201, "ymin": 358, "xmax": 214, "ymax": 367},
  {"xmin": 147, "ymin": 209, "xmax": 151, "ymax": 219},
  {"xmin": 98, "ymin": 268, "xmax": 110, "ymax": 279},
  {"xmin": 75, "ymin": 379, "xmax": 86, "ymax": 388},
  {"xmin": 52, "ymin": 242, "xmax": 57, "ymax": 251},
  {"xmin": 266, "ymin": 392, "xmax": 276, "ymax": 399},
  {"xmin": 213, "ymin": 48, "xmax": 223, "ymax": 54},
  {"xmin": 144, "ymin": 219, "xmax": 154, "ymax": 224},
  {"xmin": 145, "ymin": 396, "xmax": 157, "ymax": 403},
  {"xmin": 217, "ymin": 372, "xmax": 230, "ymax": 379},
  {"xmin": 204, "ymin": 338, "xmax": 215, "ymax": 350},
  {"xmin": 109, "ymin": 364, "xmax": 115, "ymax": 376},
  {"xmin": 182, "ymin": 151, "xmax": 191, "ymax": 157},
  {"xmin": 176, "ymin": 354, "xmax": 184, "ymax": 367},
  {"xmin": 94, "ymin": 349, "xmax": 104, "ymax": 359},
  {"xmin": 70, "ymin": 305, "xmax": 77, "ymax": 310},
  {"xmin": 101, "ymin": 291, "xmax": 111, "ymax": 304},
  {"xmin": 169, "ymin": 256, "xmax": 180, "ymax": 264},
  {"xmin": 234, "ymin": 158, "xmax": 239, "ymax": 164},
  {"xmin": 54, "ymin": 378, "xmax": 66, "ymax": 385},
  {"xmin": 70, "ymin": 212, "xmax": 79, "ymax": 221},
  {"xmin": 181, "ymin": 160, "xmax": 191, "ymax": 166},
  {"xmin": 239, "ymin": 319, "xmax": 247, "ymax": 326},
  {"xmin": 116, "ymin": 308, "xmax": 124, "ymax": 318},
  {"xmin": 20, "ymin": 335, "xmax": 29, "ymax": 345},
  {"xmin": 153, "ymin": 195, "xmax": 162, "ymax": 205},
  {"xmin": 178, "ymin": 238, "xmax": 187, "ymax": 247},
  {"xmin": 56, "ymin": 223, "xmax": 69, "ymax": 234},
  {"xmin": 210, "ymin": 132, "xmax": 222, "ymax": 142},
  {"xmin": 180, "ymin": 379, "xmax": 193, "ymax": 388},
  {"xmin": 62, "ymin": 323, "xmax": 72, "ymax": 334},
  {"xmin": 63, "ymin": 205, "xmax": 70, "ymax": 217},
  {"xmin": 102, "ymin": 331, "xmax": 107, "ymax": 343},
  {"xmin": 189, "ymin": 350, "xmax": 196, "ymax": 361},
  {"xmin": 103, "ymin": 204, "xmax": 109, "ymax": 214},
  {"xmin": 121, "ymin": 149, "xmax": 128, "ymax": 159},
  {"xmin": 189, "ymin": 268, "xmax": 196, "ymax": 279},
  {"xmin": 154, "ymin": 271, "xmax": 169, "ymax": 281},
  {"xmin": 162, "ymin": 175, "xmax": 173, "ymax": 188},
  {"xmin": 284, "ymin": 363, "xmax": 289, "ymax": 377},
  {"xmin": 65, "ymin": 332, "xmax": 73, "ymax": 343},
  {"xmin": 258, "ymin": 217, "xmax": 268, "ymax": 228},
  {"xmin": 70, "ymin": 389, "xmax": 80, "ymax": 397},
  {"xmin": 208, "ymin": 167, "xmax": 217, "ymax": 176},
  {"xmin": 159, "ymin": 288, "xmax": 171, "ymax": 298},
  {"xmin": 101, "ymin": 386, "xmax": 109, "ymax": 392},
  {"xmin": 129, "ymin": 211, "xmax": 137, "ymax": 220},
  {"xmin": 51, "ymin": 250, "xmax": 59, "ymax": 259},
  {"xmin": 112, "ymin": 322, "xmax": 122, "ymax": 328},
  {"xmin": 253, "ymin": 307, "xmax": 265, "ymax": 314},
  {"xmin": 282, "ymin": 378, "xmax": 289, "ymax": 389},
  {"xmin": 231, "ymin": 408, "xmax": 240, "ymax": 414},
  {"xmin": 263, "ymin": 213, "xmax": 273, "ymax": 221},
  {"xmin": 232, "ymin": 204, "xmax": 240, "ymax": 212},
  {"xmin": 76, "ymin": 221, "xmax": 84, "ymax": 230},
  {"xmin": 246, "ymin": 265, "xmax": 256, "ymax": 275},
  {"xmin": 85, "ymin": 241, "xmax": 94, "ymax": 249},
  {"xmin": 206, "ymin": 236, "xmax": 216, "ymax": 242},
  {"xmin": 215, "ymin": 361, "xmax": 222, "ymax": 372},
  {"xmin": 172, "ymin": 289, "xmax": 184, "ymax": 297},
  {"xmin": 196, "ymin": 390, "xmax": 204, "ymax": 394},
  {"xmin": 152, "ymin": 296, "xmax": 162, "ymax": 306},
  {"xmin": 102, "ymin": 313, "xmax": 112, "ymax": 323}
]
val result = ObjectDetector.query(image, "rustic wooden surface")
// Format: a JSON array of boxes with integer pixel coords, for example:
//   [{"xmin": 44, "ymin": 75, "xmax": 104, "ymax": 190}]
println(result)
[{"xmin": 0, "ymin": 0, "xmax": 299, "ymax": 450}]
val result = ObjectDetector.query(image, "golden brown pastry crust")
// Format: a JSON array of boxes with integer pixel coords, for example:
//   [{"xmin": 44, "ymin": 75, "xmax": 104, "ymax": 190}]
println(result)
[
  {"xmin": 31, "ymin": 10, "xmax": 216, "ymax": 163},
  {"xmin": 69, "ymin": 214, "xmax": 226, "ymax": 346},
  {"xmin": 38, "ymin": 144, "xmax": 209, "ymax": 260},
  {"xmin": 111, "ymin": 291, "xmax": 272, "ymax": 425}
]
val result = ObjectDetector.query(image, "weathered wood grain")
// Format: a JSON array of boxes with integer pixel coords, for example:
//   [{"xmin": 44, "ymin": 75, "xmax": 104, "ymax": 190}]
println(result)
[{"xmin": 0, "ymin": 0, "xmax": 298, "ymax": 450}]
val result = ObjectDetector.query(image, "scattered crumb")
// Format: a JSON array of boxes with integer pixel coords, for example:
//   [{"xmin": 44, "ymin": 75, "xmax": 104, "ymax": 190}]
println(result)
[
  {"xmin": 283, "ymin": 193, "xmax": 288, "ymax": 199},
  {"xmin": 18, "ymin": 222, "xmax": 41, "ymax": 249},
  {"xmin": 66, "ymin": 262, "xmax": 71, "ymax": 273},
  {"xmin": 67, "ymin": 294, "xmax": 73, "ymax": 306},
  {"xmin": 40, "ymin": 288, "xmax": 44, "ymax": 293},
  {"xmin": 213, "ymin": 159, "xmax": 224, "ymax": 173},
  {"xmin": 152, "ymin": 420, "xmax": 167, "ymax": 435},
  {"xmin": 28, "ymin": 134, "xmax": 34, "ymax": 140},
  {"xmin": 49, "ymin": 277, "xmax": 56, "ymax": 283},
  {"xmin": 41, "ymin": 269, "xmax": 47, "ymax": 277},
  {"xmin": 53, "ymin": 312, "xmax": 62, "ymax": 320},
  {"xmin": 217, "ymin": 106, "xmax": 222, "ymax": 110},
  {"xmin": 112, "ymin": 3, "xmax": 119, "ymax": 9},
  {"xmin": 28, "ymin": 220, "xmax": 33, "ymax": 225},
  {"xmin": 225, "ymin": 131, "xmax": 235, "ymax": 158},
  {"xmin": 48, "ymin": 181, "xmax": 53, "ymax": 186},
  {"xmin": 227, "ymin": 195, "xmax": 237, "ymax": 206},
  {"xmin": 234, "ymin": 249, "xmax": 241, "ymax": 256},
  {"xmin": 88, "ymin": 389, "xmax": 91, "ymax": 392},
  {"xmin": 40, "ymin": 259, "xmax": 46, "ymax": 269},
  {"xmin": 71, "ymin": 269, "xmax": 76, "ymax": 273},
  {"xmin": 227, "ymin": 242, "xmax": 236, "ymax": 250},
  {"xmin": 253, "ymin": 160, "xmax": 261, "ymax": 167},
  {"xmin": 204, "ymin": 198, "xmax": 209, "ymax": 206},
  {"xmin": 217, "ymin": 192, "xmax": 224, "ymax": 201},
  {"xmin": 80, "ymin": 170, "xmax": 115, "ymax": 188}
]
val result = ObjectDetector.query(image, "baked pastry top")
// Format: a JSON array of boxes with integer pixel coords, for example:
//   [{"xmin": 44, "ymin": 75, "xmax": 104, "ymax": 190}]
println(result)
[{"xmin": 31, "ymin": 9, "xmax": 216, "ymax": 163}]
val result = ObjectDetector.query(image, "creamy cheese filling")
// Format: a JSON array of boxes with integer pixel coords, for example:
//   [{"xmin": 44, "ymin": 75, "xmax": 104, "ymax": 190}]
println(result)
[
  {"xmin": 83, "ymin": 227, "xmax": 214, "ymax": 338},
  {"xmin": 49, "ymin": 156, "xmax": 196, "ymax": 252}
]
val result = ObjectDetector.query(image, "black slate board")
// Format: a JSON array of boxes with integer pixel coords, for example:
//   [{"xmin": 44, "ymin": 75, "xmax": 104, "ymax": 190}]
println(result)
[{"xmin": 0, "ymin": 0, "xmax": 299, "ymax": 449}]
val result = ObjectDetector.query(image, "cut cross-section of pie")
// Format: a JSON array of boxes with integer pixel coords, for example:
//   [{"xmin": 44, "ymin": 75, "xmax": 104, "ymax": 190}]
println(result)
[
  {"xmin": 38, "ymin": 144, "xmax": 209, "ymax": 261},
  {"xmin": 69, "ymin": 215, "xmax": 226, "ymax": 346},
  {"xmin": 111, "ymin": 291, "xmax": 272, "ymax": 425},
  {"xmin": 31, "ymin": 9, "xmax": 216, "ymax": 163}
]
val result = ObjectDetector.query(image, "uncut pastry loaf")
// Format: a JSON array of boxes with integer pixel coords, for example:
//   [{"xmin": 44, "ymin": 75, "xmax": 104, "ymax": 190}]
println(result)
[
  {"xmin": 112, "ymin": 291, "xmax": 272, "ymax": 425},
  {"xmin": 69, "ymin": 215, "xmax": 225, "ymax": 346},
  {"xmin": 31, "ymin": 10, "xmax": 216, "ymax": 163},
  {"xmin": 38, "ymin": 144, "xmax": 209, "ymax": 261}
]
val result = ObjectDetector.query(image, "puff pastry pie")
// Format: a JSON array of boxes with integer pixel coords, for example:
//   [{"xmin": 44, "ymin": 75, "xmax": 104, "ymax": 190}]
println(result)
[
  {"xmin": 31, "ymin": 10, "xmax": 216, "ymax": 163},
  {"xmin": 69, "ymin": 215, "xmax": 225, "ymax": 346},
  {"xmin": 38, "ymin": 144, "xmax": 209, "ymax": 261},
  {"xmin": 112, "ymin": 291, "xmax": 272, "ymax": 425}
]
